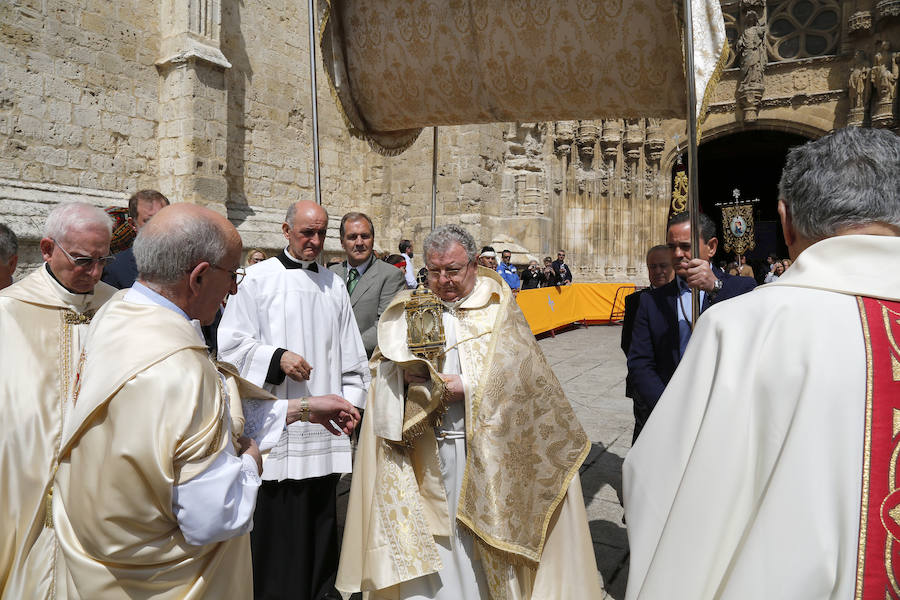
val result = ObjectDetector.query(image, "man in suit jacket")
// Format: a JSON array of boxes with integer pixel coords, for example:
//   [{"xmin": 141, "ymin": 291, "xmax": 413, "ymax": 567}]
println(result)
[
  {"xmin": 101, "ymin": 190, "xmax": 169, "ymax": 289},
  {"xmin": 330, "ymin": 212, "xmax": 406, "ymax": 358},
  {"xmin": 621, "ymin": 245, "xmax": 674, "ymax": 443},
  {"xmin": 627, "ymin": 212, "xmax": 755, "ymax": 440},
  {"xmin": 621, "ymin": 245, "xmax": 674, "ymax": 356}
]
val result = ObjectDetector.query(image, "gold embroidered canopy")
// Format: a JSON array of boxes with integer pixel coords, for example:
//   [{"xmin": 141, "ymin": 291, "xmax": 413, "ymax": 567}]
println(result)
[{"xmin": 320, "ymin": 0, "xmax": 728, "ymax": 154}]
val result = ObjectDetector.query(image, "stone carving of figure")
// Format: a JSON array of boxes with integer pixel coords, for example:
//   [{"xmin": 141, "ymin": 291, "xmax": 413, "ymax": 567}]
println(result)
[
  {"xmin": 848, "ymin": 50, "xmax": 871, "ymax": 110},
  {"xmin": 736, "ymin": 10, "xmax": 766, "ymax": 120},
  {"xmin": 872, "ymin": 41, "xmax": 898, "ymax": 107},
  {"xmin": 737, "ymin": 11, "xmax": 766, "ymax": 90}
]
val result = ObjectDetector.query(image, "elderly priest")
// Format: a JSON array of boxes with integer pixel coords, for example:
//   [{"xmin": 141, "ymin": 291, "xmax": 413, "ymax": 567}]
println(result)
[
  {"xmin": 624, "ymin": 127, "xmax": 900, "ymax": 598},
  {"xmin": 337, "ymin": 224, "xmax": 602, "ymax": 599},
  {"xmin": 40, "ymin": 204, "xmax": 357, "ymax": 599},
  {"xmin": 0, "ymin": 202, "xmax": 116, "ymax": 598}
]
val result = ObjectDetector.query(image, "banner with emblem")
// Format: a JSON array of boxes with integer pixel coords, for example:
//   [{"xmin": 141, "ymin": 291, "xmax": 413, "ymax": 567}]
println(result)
[{"xmin": 720, "ymin": 203, "xmax": 756, "ymax": 256}]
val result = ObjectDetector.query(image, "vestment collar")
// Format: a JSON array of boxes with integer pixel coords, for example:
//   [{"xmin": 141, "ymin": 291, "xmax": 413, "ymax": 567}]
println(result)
[
  {"xmin": 0, "ymin": 264, "xmax": 115, "ymax": 313},
  {"xmin": 768, "ymin": 235, "xmax": 900, "ymax": 301}
]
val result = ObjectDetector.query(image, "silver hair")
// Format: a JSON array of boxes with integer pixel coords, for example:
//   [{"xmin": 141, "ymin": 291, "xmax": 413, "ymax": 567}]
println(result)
[
  {"xmin": 285, "ymin": 203, "xmax": 297, "ymax": 228},
  {"xmin": 43, "ymin": 202, "xmax": 113, "ymax": 242},
  {"xmin": 778, "ymin": 127, "xmax": 900, "ymax": 240},
  {"xmin": 423, "ymin": 224, "xmax": 477, "ymax": 262},
  {"xmin": 134, "ymin": 212, "xmax": 228, "ymax": 285},
  {"xmin": 0, "ymin": 223, "xmax": 17, "ymax": 261}
]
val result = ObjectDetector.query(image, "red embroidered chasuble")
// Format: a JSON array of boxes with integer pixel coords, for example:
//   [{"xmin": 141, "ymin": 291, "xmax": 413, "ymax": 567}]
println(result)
[{"xmin": 856, "ymin": 297, "xmax": 900, "ymax": 599}]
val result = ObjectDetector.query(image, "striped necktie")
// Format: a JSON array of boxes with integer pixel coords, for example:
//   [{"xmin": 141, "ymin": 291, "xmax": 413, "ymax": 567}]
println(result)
[{"xmin": 347, "ymin": 267, "xmax": 359, "ymax": 295}]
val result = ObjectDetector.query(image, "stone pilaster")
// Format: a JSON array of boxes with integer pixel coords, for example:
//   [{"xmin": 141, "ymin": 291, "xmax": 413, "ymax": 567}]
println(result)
[{"xmin": 156, "ymin": 0, "xmax": 231, "ymax": 211}]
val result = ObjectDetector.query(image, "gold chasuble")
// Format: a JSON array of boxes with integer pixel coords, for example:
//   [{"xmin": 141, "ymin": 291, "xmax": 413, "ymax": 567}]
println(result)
[
  {"xmin": 0, "ymin": 267, "xmax": 115, "ymax": 599},
  {"xmin": 338, "ymin": 269, "xmax": 602, "ymax": 599},
  {"xmin": 49, "ymin": 296, "xmax": 253, "ymax": 599}
]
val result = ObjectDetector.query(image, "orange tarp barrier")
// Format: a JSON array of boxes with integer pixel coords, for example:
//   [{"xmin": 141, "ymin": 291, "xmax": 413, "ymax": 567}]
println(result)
[{"xmin": 516, "ymin": 283, "xmax": 636, "ymax": 335}]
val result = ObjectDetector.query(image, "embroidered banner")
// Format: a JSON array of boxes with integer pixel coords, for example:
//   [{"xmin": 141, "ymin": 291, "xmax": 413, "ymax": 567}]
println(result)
[{"xmin": 856, "ymin": 297, "xmax": 900, "ymax": 599}]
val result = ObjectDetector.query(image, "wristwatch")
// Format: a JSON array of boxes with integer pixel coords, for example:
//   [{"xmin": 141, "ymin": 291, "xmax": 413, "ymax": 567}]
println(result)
[{"xmin": 710, "ymin": 278, "xmax": 724, "ymax": 297}]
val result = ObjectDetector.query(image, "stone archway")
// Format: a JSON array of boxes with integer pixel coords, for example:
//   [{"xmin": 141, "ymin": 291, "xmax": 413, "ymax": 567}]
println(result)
[{"xmin": 669, "ymin": 126, "xmax": 815, "ymax": 269}]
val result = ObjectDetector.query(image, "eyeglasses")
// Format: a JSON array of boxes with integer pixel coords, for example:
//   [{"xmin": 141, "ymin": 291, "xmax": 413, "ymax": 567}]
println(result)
[
  {"xmin": 425, "ymin": 262, "xmax": 471, "ymax": 280},
  {"xmin": 51, "ymin": 239, "xmax": 115, "ymax": 268},
  {"xmin": 211, "ymin": 264, "xmax": 246, "ymax": 285}
]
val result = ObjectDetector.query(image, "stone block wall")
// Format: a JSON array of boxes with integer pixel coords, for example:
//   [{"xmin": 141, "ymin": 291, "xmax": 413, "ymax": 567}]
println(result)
[{"xmin": 1, "ymin": 0, "xmax": 897, "ymax": 285}]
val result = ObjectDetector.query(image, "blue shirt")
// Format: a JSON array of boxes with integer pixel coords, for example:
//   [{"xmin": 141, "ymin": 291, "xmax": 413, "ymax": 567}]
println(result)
[{"xmin": 496, "ymin": 262, "xmax": 521, "ymax": 290}]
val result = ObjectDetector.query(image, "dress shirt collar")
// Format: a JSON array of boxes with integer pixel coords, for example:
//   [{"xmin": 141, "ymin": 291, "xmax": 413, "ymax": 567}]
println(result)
[
  {"xmin": 347, "ymin": 255, "xmax": 374, "ymax": 278},
  {"xmin": 126, "ymin": 282, "xmax": 206, "ymax": 342},
  {"xmin": 128, "ymin": 281, "xmax": 192, "ymax": 321}
]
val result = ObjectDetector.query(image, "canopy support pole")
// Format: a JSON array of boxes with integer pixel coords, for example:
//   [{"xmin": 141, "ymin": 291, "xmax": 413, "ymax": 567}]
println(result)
[
  {"xmin": 431, "ymin": 126, "xmax": 438, "ymax": 230},
  {"xmin": 307, "ymin": 0, "xmax": 322, "ymax": 205},
  {"xmin": 682, "ymin": 0, "xmax": 702, "ymax": 325}
]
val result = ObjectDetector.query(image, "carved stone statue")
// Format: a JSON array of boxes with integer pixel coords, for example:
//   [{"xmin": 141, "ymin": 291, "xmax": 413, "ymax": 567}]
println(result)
[
  {"xmin": 848, "ymin": 50, "xmax": 871, "ymax": 111},
  {"xmin": 736, "ymin": 10, "xmax": 767, "ymax": 120},
  {"xmin": 871, "ymin": 41, "xmax": 898, "ymax": 125}
]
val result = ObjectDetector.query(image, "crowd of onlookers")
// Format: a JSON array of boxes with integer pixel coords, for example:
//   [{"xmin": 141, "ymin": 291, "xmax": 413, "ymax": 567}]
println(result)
[{"xmin": 720, "ymin": 252, "xmax": 792, "ymax": 285}]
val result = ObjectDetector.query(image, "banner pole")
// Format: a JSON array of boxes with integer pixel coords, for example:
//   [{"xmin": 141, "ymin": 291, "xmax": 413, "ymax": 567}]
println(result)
[
  {"xmin": 682, "ymin": 0, "xmax": 702, "ymax": 325},
  {"xmin": 431, "ymin": 126, "xmax": 438, "ymax": 230},
  {"xmin": 307, "ymin": 0, "xmax": 322, "ymax": 205}
]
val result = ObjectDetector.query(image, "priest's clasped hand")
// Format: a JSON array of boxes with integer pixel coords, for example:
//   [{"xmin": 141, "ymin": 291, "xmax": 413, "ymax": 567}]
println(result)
[
  {"xmin": 286, "ymin": 395, "xmax": 361, "ymax": 436},
  {"xmin": 402, "ymin": 369, "xmax": 464, "ymax": 404},
  {"xmin": 280, "ymin": 350, "xmax": 312, "ymax": 381},
  {"xmin": 236, "ymin": 435, "xmax": 263, "ymax": 474}
]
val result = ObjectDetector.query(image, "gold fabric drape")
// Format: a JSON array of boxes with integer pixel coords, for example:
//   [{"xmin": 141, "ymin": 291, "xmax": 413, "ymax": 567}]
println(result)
[{"xmin": 321, "ymin": 0, "xmax": 728, "ymax": 154}]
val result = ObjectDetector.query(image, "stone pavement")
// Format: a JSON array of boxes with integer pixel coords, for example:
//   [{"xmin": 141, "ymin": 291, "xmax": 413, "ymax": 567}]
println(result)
[{"xmin": 338, "ymin": 323, "xmax": 633, "ymax": 599}]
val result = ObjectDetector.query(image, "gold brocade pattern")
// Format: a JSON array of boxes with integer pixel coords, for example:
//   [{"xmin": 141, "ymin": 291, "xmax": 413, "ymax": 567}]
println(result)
[
  {"xmin": 374, "ymin": 438, "xmax": 443, "ymax": 580},
  {"xmin": 456, "ymin": 291, "xmax": 590, "ymax": 570},
  {"xmin": 321, "ymin": 0, "xmax": 727, "ymax": 154}
]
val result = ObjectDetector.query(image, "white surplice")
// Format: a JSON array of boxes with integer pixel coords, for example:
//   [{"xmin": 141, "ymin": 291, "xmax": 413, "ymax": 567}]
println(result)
[
  {"xmin": 624, "ymin": 234, "xmax": 900, "ymax": 600},
  {"xmin": 217, "ymin": 255, "xmax": 369, "ymax": 480}
]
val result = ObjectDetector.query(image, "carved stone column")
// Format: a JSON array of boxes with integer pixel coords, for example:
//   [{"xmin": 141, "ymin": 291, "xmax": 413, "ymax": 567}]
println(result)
[
  {"xmin": 553, "ymin": 121, "xmax": 576, "ymax": 267},
  {"xmin": 622, "ymin": 119, "xmax": 642, "ymax": 198},
  {"xmin": 600, "ymin": 120, "xmax": 621, "ymax": 277},
  {"xmin": 645, "ymin": 119, "xmax": 664, "ymax": 199},
  {"xmin": 576, "ymin": 120, "xmax": 599, "ymax": 164},
  {"xmin": 622, "ymin": 119, "xmax": 643, "ymax": 277},
  {"xmin": 641, "ymin": 119, "xmax": 665, "ymax": 279},
  {"xmin": 157, "ymin": 0, "xmax": 231, "ymax": 211}
]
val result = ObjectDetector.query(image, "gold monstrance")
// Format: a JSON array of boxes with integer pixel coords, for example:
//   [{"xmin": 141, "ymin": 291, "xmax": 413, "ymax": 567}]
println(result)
[{"xmin": 404, "ymin": 281, "xmax": 445, "ymax": 365}]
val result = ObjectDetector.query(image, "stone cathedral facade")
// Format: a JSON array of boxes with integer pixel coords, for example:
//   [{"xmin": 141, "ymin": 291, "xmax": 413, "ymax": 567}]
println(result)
[{"xmin": 1, "ymin": 0, "xmax": 898, "ymax": 282}]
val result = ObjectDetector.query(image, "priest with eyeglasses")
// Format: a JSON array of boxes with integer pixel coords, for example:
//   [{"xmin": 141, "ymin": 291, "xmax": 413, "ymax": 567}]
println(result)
[
  {"xmin": 0, "ymin": 202, "xmax": 117, "ymax": 598},
  {"xmin": 337, "ymin": 224, "xmax": 602, "ymax": 599}
]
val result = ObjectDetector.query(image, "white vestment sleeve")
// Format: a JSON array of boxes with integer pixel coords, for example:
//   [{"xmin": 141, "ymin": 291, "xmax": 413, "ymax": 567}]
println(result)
[
  {"xmin": 172, "ymin": 441, "xmax": 261, "ymax": 546},
  {"xmin": 337, "ymin": 287, "xmax": 371, "ymax": 408},
  {"xmin": 242, "ymin": 398, "xmax": 288, "ymax": 452},
  {"xmin": 217, "ymin": 282, "xmax": 279, "ymax": 387}
]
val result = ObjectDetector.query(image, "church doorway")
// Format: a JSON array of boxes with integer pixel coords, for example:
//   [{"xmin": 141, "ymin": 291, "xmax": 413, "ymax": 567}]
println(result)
[{"xmin": 674, "ymin": 128, "xmax": 813, "ymax": 277}]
